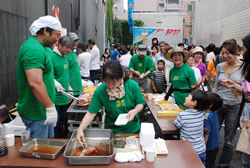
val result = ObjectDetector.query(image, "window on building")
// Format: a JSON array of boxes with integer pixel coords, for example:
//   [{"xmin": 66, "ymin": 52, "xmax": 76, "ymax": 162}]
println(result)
[
  {"xmin": 159, "ymin": 3, "xmax": 164, "ymax": 7},
  {"xmin": 187, "ymin": 4, "xmax": 193, "ymax": 12},
  {"xmin": 167, "ymin": 0, "xmax": 179, "ymax": 4}
]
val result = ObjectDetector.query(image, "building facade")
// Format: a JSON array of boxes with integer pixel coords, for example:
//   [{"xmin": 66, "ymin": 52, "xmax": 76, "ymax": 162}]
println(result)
[
  {"xmin": 0, "ymin": 0, "xmax": 105, "ymax": 108},
  {"xmin": 193, "ymin": 0, "xmax": 250, "ymax": 47}
]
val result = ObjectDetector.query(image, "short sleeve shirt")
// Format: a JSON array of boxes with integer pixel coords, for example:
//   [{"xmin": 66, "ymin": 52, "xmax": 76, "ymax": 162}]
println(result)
[
  {"xmin": 88, "ymin": 79, "xmax": 145, "ymax": 134},
  {"xmin": 16, "ymin": 36, "xmax": 55, "ymax": 120},
  {"xmin": 129, "ymin": 55, "xmax": 154, "ymax": 74},
  {"xmin": 111, "ymin": 50, "xmax": 120, "ymax": 61},
  {"xmin": 204, "ymin": 111, "xmax": 220, "ymax": 150},
  {"xmin": 50, "ymin": 51, "xmax": 70, "ymax": 106},
  {"xmin": 67, "ymin": 52, "xmax": 83, "ymax": 96},
  {"xmin": 207, "ymin": 59, "xmax": 216, "ymax": 77},
  {"xmin": 170, "ymin": 64, "xmax": 197, "ymax": 109},
  {"xmin": 196, "ymin": 62, "xmax": 207, "ymax": 76}
]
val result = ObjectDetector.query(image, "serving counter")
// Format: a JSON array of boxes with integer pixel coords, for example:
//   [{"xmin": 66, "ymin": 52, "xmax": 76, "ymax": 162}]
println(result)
[
  {"xmin": 145, "ymin": 98, "xmax": 179, "ymax": 135},
  {"xmin": 0, "ymin": 137, "xmax": 204, "ymax": 168}
]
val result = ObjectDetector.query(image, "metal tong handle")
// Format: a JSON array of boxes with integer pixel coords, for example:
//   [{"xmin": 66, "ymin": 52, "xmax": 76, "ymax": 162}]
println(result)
[
  {"xmin": 59, "ymin": 90, "xmax": 80, "ymax": 101},
  {"xmin": 82, "ymin": 142, "xmax": 88, "ymax": 150}
]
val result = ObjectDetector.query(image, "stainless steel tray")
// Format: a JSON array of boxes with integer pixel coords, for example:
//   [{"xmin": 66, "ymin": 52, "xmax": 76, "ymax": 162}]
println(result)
[
  {"xmin": 19, "ymin": 138, "xmax": 67, "ymax": 160},
  {"xmin": 64, "ymin": 129, "xmax": 114, "ymax": 165},
  {"xmin": 67, "ymin": 99, "xmax": 89, "ymax": 113}
]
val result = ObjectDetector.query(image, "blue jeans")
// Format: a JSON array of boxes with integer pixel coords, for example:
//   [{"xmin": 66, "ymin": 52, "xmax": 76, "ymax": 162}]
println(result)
[
  {"xmin": 242, "ymin": 153, "xmax": 250, "ymax": 168},
  {"xmin": 21, "ymin": 117, "xmax": 54, "ymax": 138},
  {"xmin": 216, "ymin": 104, "xmax": 240, "ymax": 167},
  {"xmin": 199, "ymin": 152, "xmax": 206, "ymax": 165}
]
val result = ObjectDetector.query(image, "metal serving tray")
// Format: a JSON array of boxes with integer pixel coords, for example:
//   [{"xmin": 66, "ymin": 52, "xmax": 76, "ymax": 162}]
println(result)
[
  {"xmin": 19, "ymin": 138, "xmax": 67, "ymax": 160},
  {"xmin": 64, "ymin": 129, "xmax": 114, "ymax": 165},
  {"xmin": 67, "ymin": 99, "xmax": 89, "ymax": 113}
]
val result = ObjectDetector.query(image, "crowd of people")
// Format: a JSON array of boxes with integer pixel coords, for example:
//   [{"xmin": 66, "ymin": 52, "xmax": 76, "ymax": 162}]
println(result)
[{"xmin": 15, "ymin": 15, "xmax": 250, "ymax": 168}]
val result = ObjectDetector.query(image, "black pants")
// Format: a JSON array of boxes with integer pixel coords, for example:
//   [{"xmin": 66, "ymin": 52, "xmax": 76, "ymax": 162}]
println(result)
[
  {"xmin": 90, "ymin": 70, "xmax": 99, "ymax": 83},
  {"xmin": 55, "ymin": 104, "xmax": 69, "ymax": 138},
  {"xmin": 206, "ymin": 148, "xmax": 219, "ymax": 168}
]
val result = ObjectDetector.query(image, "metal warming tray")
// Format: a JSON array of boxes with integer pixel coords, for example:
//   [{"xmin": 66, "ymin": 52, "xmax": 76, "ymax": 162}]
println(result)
[
  {"xmin": 64, "ymin": 129, "xmax": 114, "ymax": 165},
  {"xmin": 19, "ymin": 138, "xmax": 67, "ymax": 160},
  {"xmin": 67, "ymin": 99, "xmax": 89, "ymax": 113}
]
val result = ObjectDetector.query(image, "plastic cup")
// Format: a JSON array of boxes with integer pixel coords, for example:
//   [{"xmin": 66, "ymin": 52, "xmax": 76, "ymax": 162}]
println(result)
[
  {"xmin": 21, "ymin": 128, "xmax": 30, "ymax": 146},
  {"xmin": 145, "ymin": 146, "xmax": 155, "ymax": 162},
  {"xmin": 146, "ymin": 150, "xmax": 155, "ymax": 162},
  {"xmin": 5, "ymin": 134, "xmax": 15, "ymax": 147}
]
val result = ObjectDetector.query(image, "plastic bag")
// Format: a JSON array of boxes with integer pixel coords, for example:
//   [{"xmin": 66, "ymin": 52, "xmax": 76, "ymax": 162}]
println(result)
[{"xmin": 240, "ymin": 102, "xmax": 250, "ymax": 128}]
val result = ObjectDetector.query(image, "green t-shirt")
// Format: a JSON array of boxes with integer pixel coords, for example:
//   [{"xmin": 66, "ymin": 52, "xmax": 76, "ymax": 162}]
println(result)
[
  {"xmin": 16, "ymin": 36, "xmax": 56, "ymax": 120},
  {"xmin": 169, "ymin": 64, "xmax": 197, "ymax": 109},
  {"xmin": 129, "ymin": 55, "xmax": 154, "ymax": 75},
  {"xmin": 88, "ymin": 79, "xmax": 145, "ymax": 134},
  {"xmin": 50, "ymin": 51, "xmax": 70, "ymax": 106},
  {"xmin": 67, "ymin": 52, "xmax": 83, "ymax": 96}
]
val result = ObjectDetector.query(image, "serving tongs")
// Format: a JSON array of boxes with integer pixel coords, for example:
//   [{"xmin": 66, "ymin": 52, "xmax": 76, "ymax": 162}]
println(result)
[
  {"xmin": 59, "ymin": 90, "xmax": 80, "ymax": 101},
  {"xmin": 64, "ymin": 90, "xmax": 83, "ymax": 93}
]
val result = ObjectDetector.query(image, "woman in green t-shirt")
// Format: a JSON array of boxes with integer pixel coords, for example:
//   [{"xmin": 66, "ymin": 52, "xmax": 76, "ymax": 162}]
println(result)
[
  {"xmin": 76, "ymin": 61, "xmax": 145, "ymax": 146},
  {"xmin": 166, "ymin": 47, "xmax": 197, "ymax": 109}
]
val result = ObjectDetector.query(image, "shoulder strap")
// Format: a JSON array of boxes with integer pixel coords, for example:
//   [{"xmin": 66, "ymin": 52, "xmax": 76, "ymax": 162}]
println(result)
[
  {"xmin": 222, "ymin": 63, "xmax": 242, "ymax": 103},
  {"xmin": 212, "ymin": 57, "xmax": 217, "ymax": 69}
]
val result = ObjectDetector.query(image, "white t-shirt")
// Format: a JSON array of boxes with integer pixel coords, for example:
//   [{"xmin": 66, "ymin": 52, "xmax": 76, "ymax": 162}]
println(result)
[
  {"xmin": 119, "ymin": 53, "xmax": 132, "ymax": 67},
  {"xmin": 192, "ymin": 67, "xmax": 202, "ymax": 82},
  {"xmin": 206, "ymin": 52, "xmax": 215, "ymax": 63},
  {"xmin": 78, "ymin": 52, "xmax": 91, "ymax": 77},
  {"xmin": 89, "ymin": 45, "xmax": 100, "ymax": 70}
]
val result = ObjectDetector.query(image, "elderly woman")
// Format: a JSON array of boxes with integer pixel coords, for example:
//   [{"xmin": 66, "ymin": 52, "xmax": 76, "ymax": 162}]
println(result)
[
  {"xmin": 165, "ymin": 47, "xmax": 197, "ymax": 109},
  {"xmin": 214, "ymin": 39, "xmax": 243, "ymax": 167}
]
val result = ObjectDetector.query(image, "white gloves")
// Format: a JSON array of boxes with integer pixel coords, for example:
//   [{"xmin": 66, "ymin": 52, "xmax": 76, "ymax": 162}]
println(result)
[
  {"xmin": 54, "ymin": 79, "xmax": 64, "ymax": 92},
  {"xmin": 44, "ymin": 106, "xmax": 58, "ymax": 126}
]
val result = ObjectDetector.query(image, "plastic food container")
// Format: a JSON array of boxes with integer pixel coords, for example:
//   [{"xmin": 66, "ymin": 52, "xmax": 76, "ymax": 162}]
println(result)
[{"xmin": 140, "ymin": 123, "xmax": 155, "ymax": 147}]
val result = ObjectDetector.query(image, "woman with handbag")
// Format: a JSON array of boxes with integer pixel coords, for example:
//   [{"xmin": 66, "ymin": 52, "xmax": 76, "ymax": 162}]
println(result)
[
  {"xmin": 236, "ymin": 34, "xmax": 250, "ymax": 168},
  {"xmin": 214, "ymin": 39, "xmax": 243, "ymax": 167}
]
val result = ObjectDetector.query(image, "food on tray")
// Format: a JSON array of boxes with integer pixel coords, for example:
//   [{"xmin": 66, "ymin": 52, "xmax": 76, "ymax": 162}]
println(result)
[
  {"xmin": 114, "ymin": 137, "xmax": 126, "ymax": 148},
  {"xmin": 84, "ymin": 87, "xmax": 97, "ymax": 93},
  {"xmin": 28, "ymin": 145, "xmax": 60, "ymax": 154},
  {"xmin": 157, "ymin": 110, "xmax": 179, "ymax": 116},
  {"xmin": 157, "ymin": 100, "xmax": 173, "ymax": 104},
  {"xmin": 72, "ymin": 146, "xmax": 110, "ymax": 156},
  {"xmin": 160, "ymin": 104, "xmax": 179, "ymax": 111},
  {"xmin": 76, "ymin": 147, "xmax": 97, "ymax": 156},
  {"xmin": 77, "ymin": 93, "xmax": 93, "ymax": 106}
]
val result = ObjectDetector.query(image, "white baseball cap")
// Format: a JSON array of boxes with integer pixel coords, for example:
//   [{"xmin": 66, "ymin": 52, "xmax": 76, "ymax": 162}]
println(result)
[{"xmin": 29, "ymin": 15, "xmax": 62, "ymax": 36}]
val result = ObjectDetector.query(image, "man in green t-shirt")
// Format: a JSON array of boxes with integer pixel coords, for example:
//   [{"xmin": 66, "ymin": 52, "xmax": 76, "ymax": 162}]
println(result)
[
  {"xmin": 50, "ymin": 36, "xmax": 73, "ymax": 138},
  {"xmin": 16, "ymin": 15, "xmax": 62, "ymax": 138},
  {"xmin": 67, "ymin": 32, "xmax": 83, "ymax": 97},
  {"xmin": 129, "ymin": 45, "xmax": 155, "ymax": 92}
]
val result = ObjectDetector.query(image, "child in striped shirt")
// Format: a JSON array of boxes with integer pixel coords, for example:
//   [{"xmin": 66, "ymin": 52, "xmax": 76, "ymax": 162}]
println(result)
[
  {"xmin": 151, "ymin": 60, "xmax": 166, "ymax": 93},
  {"xmin": 174, "ymin": 89, "xmax": 208, "ymax": 165}
]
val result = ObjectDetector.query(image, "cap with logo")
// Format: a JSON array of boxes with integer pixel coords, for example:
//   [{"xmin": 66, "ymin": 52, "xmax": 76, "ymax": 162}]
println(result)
[{"xmin": 138, "ymin": 45, "xmax": 147, "ymax": 55}]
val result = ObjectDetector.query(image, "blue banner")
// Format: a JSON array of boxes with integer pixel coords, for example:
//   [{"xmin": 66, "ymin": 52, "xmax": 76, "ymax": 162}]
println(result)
[
  {"xmin": 128, "ymin": 0, "xmax": 134, "ymax": 34},
  {"xmin": 133, "ymin": 27, "xmax": 157, "ymax": 44}
]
